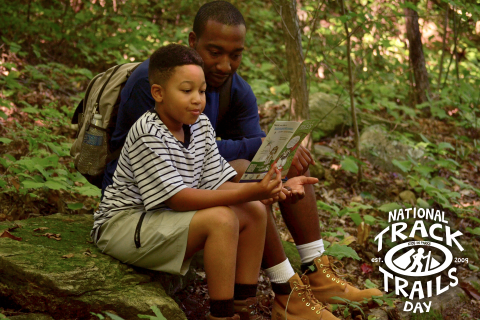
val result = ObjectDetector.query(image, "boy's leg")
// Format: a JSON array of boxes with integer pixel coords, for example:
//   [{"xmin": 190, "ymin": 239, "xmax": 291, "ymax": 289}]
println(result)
[
  {"xmin": 185, "ymin": 206, "xmax": 239, "ymax": 318},
  {"xmin": 229, "ymin": 201, "xmax": 267, "ymax": 320}
]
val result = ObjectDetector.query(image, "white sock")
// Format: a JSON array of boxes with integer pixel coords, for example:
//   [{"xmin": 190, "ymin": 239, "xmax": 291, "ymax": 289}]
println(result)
[
  {"xmin": 296, "ymin": 239, "xmax": 325, "ymax": 264},
  {"xmin": 265, "ymin": 258, "xmax": 296, "ymax": 284}
]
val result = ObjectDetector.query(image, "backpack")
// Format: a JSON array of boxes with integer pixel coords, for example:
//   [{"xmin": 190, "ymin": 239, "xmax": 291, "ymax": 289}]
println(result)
[
  {"xmin": 70, "ymin": 62, "xmax": 141, "ymax": 188},
  {"xmin": 71, "ymin": 62, "xmax": 232, "ymax": 189}
]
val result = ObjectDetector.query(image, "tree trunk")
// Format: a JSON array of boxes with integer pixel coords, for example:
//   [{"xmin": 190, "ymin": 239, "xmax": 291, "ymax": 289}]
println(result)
[
  {"xmin": 405, "ymin": 3, "xmax": 431, "ymax": 104},
  {"xmin": 278, "ymin": 0, "xmax": 309, "ymax": 122}
]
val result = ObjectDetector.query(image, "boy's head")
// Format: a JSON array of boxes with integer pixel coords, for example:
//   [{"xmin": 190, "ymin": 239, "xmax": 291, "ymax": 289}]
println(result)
[
  {"xmin": 148, "ymin": 44, "xmax": 204, "ymax": 87},
  {"xmin": 189, "ymin": 1, "xmax": 246, "ymax": 88},
  {"xmin": 149, "ymin": 44, "xmax": 207, "ymax": 128}
]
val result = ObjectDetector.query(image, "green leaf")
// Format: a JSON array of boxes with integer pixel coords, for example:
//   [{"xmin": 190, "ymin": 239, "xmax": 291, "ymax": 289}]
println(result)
[
  {"xmin": 363, "ymin": 215, "xmax": 376, "ymax": 225},
  {"xmin": 90, "ymin": 312, "xmax": 105, "ymax": 319},
  {"xmin": 0, "ymin": 138, "xmax": 12, "ymax": 144},
  {"xmin": 104, "ymin": 312, "xmax": 125, "ymax": 320},
  {"xmin": 45, "ymin": 180, "xmax": 66, "ymax": 190},
  {"xmin": 150, "ymin": 306, "xmax": 167, "ymax": 320},
  {"xmin": 349, "ymin": 213, "xmax": 362, "ymax": 226},
  {"xmin": 22, "ymin": 180, "xmax": 45, "ymax": 189},
  {"xmin": 316, "ymin": 201, "xmax": 339, "ymax": 216},
  {"xmin": 416, "ymin": 198, "xmax": 430, "ymax": 208},
  {"xmin": 0, "ymin": 110, "xmax": 7, "ymax": 119},
  {"xmin": 469, "ymin": 264, "xmax": 480, "ymax": 272},
  {"xmin": 21, "ymin": 106, "xmax": 40, "ymax": 114},
  {"xmin": 67, "ymin": 203, "xmax": 84, "ymax": 210},
  {"xmin": 467, "ymin": 216, "xmax": 480, "ymax": 225},
  {"xmin": 341, "ymin": 157, "xmax": 358, "ymax": 174},
  {"xmin": 392, "ymin": 159, "xmax": 412, "ymax": 173},
  {"xmin": 75, "ymin": 185, "xmax": 101, "ymax": 197},
  {"xmin": 377, "ymin": 202, "xmax": 402, "ymax": 212},
  {"xmin": 365, "ymin": 279, "xmax": 379, "ymax": 289},
  {"xmin": 466, "ymin": 227, "xmax": 480, "ymax": 236},
  {"xmin": 323, "ymin": 244, "xmax": 360, "ymax": 260},
  {"xmin": 438, "ymin": 142, "xmax": 454, "ymax": 150}
]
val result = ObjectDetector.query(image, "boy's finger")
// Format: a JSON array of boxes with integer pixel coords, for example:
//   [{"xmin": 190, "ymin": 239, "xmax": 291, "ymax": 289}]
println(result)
[{"xmin": 263, "ymin": 164, "xmax": 277, "ymax": 181}]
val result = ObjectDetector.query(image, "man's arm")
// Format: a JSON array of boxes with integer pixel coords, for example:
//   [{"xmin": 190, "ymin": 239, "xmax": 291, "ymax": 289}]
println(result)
[{"xmin": 213, "ymin": 74, "xmax": 266, "ymax": 161}]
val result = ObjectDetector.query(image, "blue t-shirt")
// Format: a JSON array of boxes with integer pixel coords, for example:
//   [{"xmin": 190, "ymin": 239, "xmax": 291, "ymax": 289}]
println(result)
[{"xmin": 103, "ymin": 59, "xmax": 265, "ymax": 191}]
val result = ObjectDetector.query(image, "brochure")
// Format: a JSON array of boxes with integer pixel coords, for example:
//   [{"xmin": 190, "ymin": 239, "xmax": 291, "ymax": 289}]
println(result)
[{"xmin": 240, "ymin": 119, "xmax": 320, "ymax": 182}]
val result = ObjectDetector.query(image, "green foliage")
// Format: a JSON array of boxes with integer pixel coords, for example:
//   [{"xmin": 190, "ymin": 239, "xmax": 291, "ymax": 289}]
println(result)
[
  {"xmin": 323, "ymin": 244, "xmax": 360, "ymax": 260},
  {"xmin": 91, "ymin": 306, "xmax": 167, "ymax": 320}
]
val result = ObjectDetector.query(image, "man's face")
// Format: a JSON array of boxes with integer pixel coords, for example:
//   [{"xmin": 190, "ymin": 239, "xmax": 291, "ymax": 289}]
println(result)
[{"xmin": 189, "ymin": 20, "xmax": 246, "ymax": 88}]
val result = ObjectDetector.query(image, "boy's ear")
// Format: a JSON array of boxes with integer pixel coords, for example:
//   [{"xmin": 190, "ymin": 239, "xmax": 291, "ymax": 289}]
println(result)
[
  {"xmin": 188, "ymin": 32, "xmax": 197, "ymax": 49},
  {"xmin": 151, "ymin": 84, "xmax": 164, "ymax": 103}
]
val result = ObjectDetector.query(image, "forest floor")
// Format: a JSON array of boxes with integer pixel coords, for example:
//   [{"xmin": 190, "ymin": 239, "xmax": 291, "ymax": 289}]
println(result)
[{"xmin": 1, "ymin": 46, "xmax": 480, "ymax": 320}]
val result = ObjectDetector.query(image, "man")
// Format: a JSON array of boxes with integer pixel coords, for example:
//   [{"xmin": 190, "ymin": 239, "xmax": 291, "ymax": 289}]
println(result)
[{"xmin": 104, "ymin": 1, "xmax": 381, "ymax": 319}]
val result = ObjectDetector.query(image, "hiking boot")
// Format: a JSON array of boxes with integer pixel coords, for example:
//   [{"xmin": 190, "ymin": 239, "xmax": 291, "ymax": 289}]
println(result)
[
  {"xmin": 206, "ymin": 313, "xmax": 241, "ymax": 320},
  {"xmin": 234, "ymin": 297, "xmax": 262, "ymax": 320},
  {"xmin": 304, "ymin": 256, "xmax": 383, "ymax": 305},
  {"xmin": 271, "ymin": 273, "xmax": 339, "ymax": 320}
]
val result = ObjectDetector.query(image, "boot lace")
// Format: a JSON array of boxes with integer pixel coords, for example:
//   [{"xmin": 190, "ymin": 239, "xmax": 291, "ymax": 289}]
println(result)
[
  {"xmin": 285, "ymin": 280, "xmax": 326, "ymax": 319},
  {"xmin": 324, "ymin": 258, "xmax": 353, "ymax": 286}
]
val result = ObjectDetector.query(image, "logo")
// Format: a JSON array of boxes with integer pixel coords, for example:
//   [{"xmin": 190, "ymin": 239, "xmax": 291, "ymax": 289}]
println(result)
[{"xmin": 373, "ymin": 207, "xmax": 464, "ymax": 313}]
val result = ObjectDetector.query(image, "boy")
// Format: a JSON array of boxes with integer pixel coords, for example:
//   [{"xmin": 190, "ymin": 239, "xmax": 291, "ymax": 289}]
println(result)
[{"xmin": 92, "ymin": 44, "xmax": 298, "ymax": 320}]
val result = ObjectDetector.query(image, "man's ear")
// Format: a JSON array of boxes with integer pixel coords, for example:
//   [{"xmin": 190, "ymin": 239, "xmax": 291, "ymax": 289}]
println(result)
[
  {"xmin": 151, "ymin": 84, "xmax": 164, "ymax": 103},
  {"xmin": 188, "ymin": 32, "xmax": 197, "ymax": 49}
]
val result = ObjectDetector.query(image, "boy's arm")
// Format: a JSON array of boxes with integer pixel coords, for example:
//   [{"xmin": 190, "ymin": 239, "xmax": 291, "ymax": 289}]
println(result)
[{"xmin": 164, "ymin": 166, "xmax": 282, "ymax": 211}]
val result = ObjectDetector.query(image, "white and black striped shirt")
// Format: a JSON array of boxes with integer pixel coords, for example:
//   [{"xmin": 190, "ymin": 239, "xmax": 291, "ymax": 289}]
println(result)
[{"xmin": 91, "ymin": 111, "xmax": 237, "ymax": 241}]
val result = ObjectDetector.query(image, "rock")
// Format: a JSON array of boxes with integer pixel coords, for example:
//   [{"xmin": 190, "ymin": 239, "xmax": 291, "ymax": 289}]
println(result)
[
  {"xmin": 0, "ymin": 214, "xmax": 186, "ymax": 320},
  {"xmin": 397, "ymin": 285, "xmax": 464, "ymax": 320},
  {"xmin": 309, "ymin": 92, "xmax": 352, "ymax": 139},
  {"xmin": 314, "ymin": 144, "xmax": 336, "ymax": 160},
  {"xmin": 7, "ymin": 314, "xmax": 54, "ymax": 320},
  {"xmin": 399, "ymin": 190, "xmax": 416, "ymax": 204},
  {"xmin": 359, "ymin": 125, "xmax": 424, "ymax": 173},
  {"xmin": 366, "ymin": 308, "xmax": 388, "ymax": 320}
]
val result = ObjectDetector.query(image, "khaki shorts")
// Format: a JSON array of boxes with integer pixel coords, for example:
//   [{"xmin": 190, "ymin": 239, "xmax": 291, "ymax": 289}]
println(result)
[{"xmin": 96, "ymin": 208, "xmax": 197, "ymax": 276}]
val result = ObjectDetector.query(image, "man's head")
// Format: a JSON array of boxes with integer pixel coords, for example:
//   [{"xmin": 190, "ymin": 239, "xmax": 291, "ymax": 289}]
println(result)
[
  {"xmin": 189, "ymin": 1, "xmax": 246, "ymax": 88},
  {"xmin": 149, "ymin": 44, "xmax": 207, "ymax": 129}
]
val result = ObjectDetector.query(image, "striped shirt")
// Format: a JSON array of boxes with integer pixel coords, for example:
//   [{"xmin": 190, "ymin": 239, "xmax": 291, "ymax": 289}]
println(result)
[{"xmin": 91, "ymin": 110, "xmax": 237, "ymax": 241}]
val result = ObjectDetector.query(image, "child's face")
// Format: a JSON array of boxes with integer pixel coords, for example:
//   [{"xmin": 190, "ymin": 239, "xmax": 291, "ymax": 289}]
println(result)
[{"xmin": 152, "ymin": 65, "xmax": 207, "ymax": 130}]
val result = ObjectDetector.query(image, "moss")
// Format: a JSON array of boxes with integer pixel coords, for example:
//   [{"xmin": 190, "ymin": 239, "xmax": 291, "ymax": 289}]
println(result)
[
  {"xmin": 282, "ymin": 240, "xmax": 301, "ymax": 274},
  {"xmin": 0, "ymin": 214, "xmax": 186, "ymax": 320}
]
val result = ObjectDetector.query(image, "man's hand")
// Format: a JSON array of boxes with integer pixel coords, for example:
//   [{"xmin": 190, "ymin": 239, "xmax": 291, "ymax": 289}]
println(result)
[
  {"xmin": 282, "ymin": 176, "xmax": 318, "ymax": 204},
  {"xmin": 287, "ymin": 145, "xmax": 315, "ymax": 178}
]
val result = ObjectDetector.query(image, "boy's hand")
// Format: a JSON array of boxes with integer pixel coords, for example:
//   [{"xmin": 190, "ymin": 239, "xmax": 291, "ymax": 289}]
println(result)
[
  {"xmin": 281, "ymin": 176, "xmax": 318, "ymax": 204},
  {"xmin": 248, "ymin": 165, "xmax": 283, "ymax": 202},
  {"xmin": 287, "ymin": 146, "xmax": 315, "ymax": 178}
]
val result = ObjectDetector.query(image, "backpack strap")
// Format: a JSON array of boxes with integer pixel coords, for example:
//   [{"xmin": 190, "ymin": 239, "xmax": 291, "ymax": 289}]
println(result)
[{"xmin": 216, "ymin": 75, "xmax": 233, "ymax": 128}]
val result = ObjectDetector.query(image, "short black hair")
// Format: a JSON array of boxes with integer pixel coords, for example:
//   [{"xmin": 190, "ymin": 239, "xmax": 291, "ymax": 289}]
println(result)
[
  {"xmin": 148, "ymin": 44, "xmax": 204, "ymax": 86},
  {"xmin": 193, "ymin": 1, "xmax": 246, "ymax": 39}
]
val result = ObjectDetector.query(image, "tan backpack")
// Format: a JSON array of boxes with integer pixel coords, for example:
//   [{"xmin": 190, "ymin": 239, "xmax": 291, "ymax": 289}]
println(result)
[{"xmin": 70, "ymin": 62, "xmax": 141, "ymax": 188}]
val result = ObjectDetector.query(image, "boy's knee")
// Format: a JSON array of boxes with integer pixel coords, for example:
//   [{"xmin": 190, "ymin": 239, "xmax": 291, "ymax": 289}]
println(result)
[
  {"xmin": 210, "ymin": 206, "xmax": 239, "ymax": 232},
  {"xmin": 246, "ymin": 201, "xmax": 268, "ymax": 225}
]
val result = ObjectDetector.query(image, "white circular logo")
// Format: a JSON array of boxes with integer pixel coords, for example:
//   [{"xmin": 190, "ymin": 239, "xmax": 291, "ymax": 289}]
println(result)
[{"xmin": 384, "ymin": 241, "xmax": 452, "ymax": 277}]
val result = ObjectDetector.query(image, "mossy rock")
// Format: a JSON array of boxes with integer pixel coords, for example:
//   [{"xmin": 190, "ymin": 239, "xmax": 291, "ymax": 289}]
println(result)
[
  {"xmin": 0, "ymin": 214, "xmax": 186, "ymax": 320},
  {"xmin": 281, "ymin": 241, "xmax": 301, "ymax": 274}
]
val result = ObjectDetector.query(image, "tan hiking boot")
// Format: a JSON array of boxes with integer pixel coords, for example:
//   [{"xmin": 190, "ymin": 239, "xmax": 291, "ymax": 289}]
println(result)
[
  {"xmin": 206, "ymin": 313, "xmax": 240, "ymax": 320},
  {"xmin": 271, "ymin": 273, "xmax": 339, "ymax": 320},
  {"xmin": 305, "ymin": 256, "xmax": 383, "ymax": 305},
  {"xmin": 234, "ymin": 297, "xmax": 261, "ymax": 320}
]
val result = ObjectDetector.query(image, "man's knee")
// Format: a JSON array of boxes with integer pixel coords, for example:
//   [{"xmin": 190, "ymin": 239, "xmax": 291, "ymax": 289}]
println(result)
[{"xmin": 228, "ymin": 159, "xmax": 251, "ymax": 183}]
